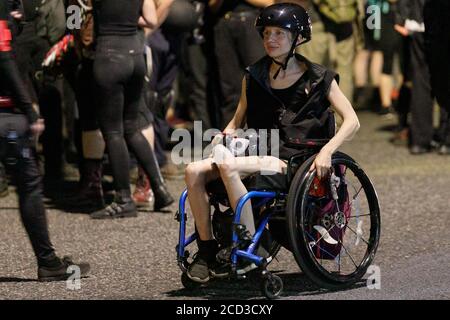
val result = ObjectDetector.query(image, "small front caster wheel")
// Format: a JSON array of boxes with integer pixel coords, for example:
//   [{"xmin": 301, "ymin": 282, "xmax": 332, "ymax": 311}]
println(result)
[
  {"xmin": 181, "ymin": 273, "xmax": 202, "ymax": 290},
  {"xmin": 261, "ymin": 274, "xmax": 283, "ymax": 299}
]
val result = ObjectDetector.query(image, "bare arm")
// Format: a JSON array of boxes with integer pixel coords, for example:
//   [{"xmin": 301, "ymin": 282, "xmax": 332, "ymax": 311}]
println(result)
[
  {"xmin": 154, "ymin": 0, "xmax": 174, "ymax": 29},
  {"xmin": 139, "ymin": 0, "xmax": 158, "ymax": 28},
  {"xmin": 222, "ymin": 77, "xmax": 248, "ymax": 133},
  {"xmin": 141, "ymin": 0, "xmax": 174, "ymax": 35},
  {"xmin": 310, "ymin": 80, "xmax": 360, "ymax": 177}
]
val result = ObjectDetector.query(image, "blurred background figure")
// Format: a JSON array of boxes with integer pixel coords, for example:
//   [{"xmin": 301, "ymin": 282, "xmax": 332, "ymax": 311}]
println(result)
[
  {"xmin": 213, "ymin": 0, "xmax": 272, "ymax": 129},
  {"xmin": 294, "ymin": 0, "xmax": 362, "ymax": 105},
  {"xmin": 424, "ymin": 0, "xmax": 450, "ymax": 155}
]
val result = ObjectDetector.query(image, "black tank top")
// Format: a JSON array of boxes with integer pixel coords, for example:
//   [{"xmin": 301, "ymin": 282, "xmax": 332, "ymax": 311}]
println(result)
[
  {"xmin": 271, "ymin": 71, "xmax": 309, "ymax": 111},
  {"xmin": 94, "ymin": 0, "xmax": 142, "ymax": 37}
]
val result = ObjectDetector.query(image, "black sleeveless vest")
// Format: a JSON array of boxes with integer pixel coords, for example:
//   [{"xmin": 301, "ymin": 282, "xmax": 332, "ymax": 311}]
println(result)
[{"xmin": 245, "ymin": 54, "xmax": 339, "ymax": 159}]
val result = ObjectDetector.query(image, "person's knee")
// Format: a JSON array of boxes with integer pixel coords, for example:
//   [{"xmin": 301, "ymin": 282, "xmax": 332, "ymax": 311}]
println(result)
[
  {"xmin": 216, "ymin": 160, "xmax": 237, "ymax": 180},
  {"xmin": 185, "ymin": 162, "xmax": 206, "ymax": 188}
]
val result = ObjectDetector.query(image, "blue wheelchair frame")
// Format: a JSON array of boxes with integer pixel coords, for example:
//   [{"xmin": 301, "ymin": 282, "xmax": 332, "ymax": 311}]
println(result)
[{"xmin": 176, "ymin": 188, "xmax": 287, "ymax": 275}]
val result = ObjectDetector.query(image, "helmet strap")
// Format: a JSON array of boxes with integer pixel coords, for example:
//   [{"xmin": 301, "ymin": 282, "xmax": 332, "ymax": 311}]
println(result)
[{"xmin": 272, "ymin": 32, "xmax": 299, "ymax": 80}]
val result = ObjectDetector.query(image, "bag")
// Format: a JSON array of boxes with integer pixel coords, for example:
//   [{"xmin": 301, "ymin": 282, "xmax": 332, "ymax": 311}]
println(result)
[
  {"xmin": 307, "ymin": 165, "xmax": 351, "ymax": 260},
  {"xmin": 313, "ymin": 0, "xmax": 358, "ymax": 24}
]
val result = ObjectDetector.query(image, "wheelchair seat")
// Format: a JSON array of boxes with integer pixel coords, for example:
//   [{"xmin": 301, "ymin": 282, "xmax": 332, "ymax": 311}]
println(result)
[{"xmin": 205, "ymin": 172, "xmax": 288, "ymax": 196}]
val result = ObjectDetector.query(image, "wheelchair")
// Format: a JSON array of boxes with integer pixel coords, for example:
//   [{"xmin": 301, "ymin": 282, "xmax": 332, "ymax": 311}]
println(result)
[{"xmin": 175, "ymin": 144, "xmax": 381, "ymax": 299}]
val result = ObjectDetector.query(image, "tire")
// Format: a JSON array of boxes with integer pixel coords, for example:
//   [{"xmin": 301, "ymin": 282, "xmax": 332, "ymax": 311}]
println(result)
[
  {"xmin": 286, "ymin": 152, "xmax": 381, "ymax": 290},
  {"xmin": 261, "ymin": 274, "xmax": 283, "ymax": 299},
  {"xmin": 181, "ymin": 272, "xmax": 202, "ymax": 290}
]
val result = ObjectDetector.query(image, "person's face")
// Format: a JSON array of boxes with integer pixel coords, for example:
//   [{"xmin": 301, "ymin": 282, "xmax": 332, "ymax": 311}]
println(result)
[{"xmin": 262, "ymin": 26, "xmax": 297, "ymax": 59}]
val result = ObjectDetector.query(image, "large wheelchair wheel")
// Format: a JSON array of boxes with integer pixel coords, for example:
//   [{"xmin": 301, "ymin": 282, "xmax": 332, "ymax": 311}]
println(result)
[{"xmin": 286, "ymin": 152, "xmax": 381, "ymax": 290}]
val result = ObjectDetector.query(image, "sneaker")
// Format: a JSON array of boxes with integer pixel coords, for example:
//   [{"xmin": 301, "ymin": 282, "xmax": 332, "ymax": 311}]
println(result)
[
  {"xmin": 90, "ymin": 201, "xmax": 137, "ymax": 219},
  {"xmin": 132, "ymin": 169, "xmax": 154, "ymax": 207},
  {"xmin": 38, "ymin": 256, "xmax": 90, "ymax": 282},
  {"xmin": 210, "ymin": 246, "xmax": 272, "ymax": 278},
  {"xmin": 378, "ymin": 106, "xmax": 394, "ymax": 118},
  {"xmin": 410, "ymin": 144, "xmax": 432, "ymax": 155},
  {"xmin": 187, "ymin": 254, "xmax": 211, "ymax": 283},
  {"xmin": 438, "ymin": 145, "xmax": 450, "ymax": 155},
  {"xmin": 186, "ymin": 239, "xmax": 218, "ymax": 283}
]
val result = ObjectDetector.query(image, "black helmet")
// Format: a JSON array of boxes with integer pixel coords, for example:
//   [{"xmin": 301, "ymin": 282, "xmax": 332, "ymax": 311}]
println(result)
[{"xmin": 255, "ymin": 3, "xmax": 312, "ymax": 44}]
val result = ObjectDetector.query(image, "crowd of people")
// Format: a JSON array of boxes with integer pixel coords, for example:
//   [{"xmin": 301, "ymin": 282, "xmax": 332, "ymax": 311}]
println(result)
[{"xmin": 0, "ymin": 0, "xmax": 449, "ymax": 282}]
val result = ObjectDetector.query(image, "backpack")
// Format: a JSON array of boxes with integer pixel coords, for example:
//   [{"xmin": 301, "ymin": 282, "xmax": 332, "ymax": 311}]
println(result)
[
  {"xmin": 306, "ymin": 165, "xmax": 352, "ymax": 260},
  {"xmin": 313, "ymin": 0, "xmax": 358, "ymax": 24}
]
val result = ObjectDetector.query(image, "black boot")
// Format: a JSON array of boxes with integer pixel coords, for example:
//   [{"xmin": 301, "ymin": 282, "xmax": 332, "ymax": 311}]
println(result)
[
  {"xmin": 65, "ymin": 159, "xmax": 105, "ymax": 212},
  {"xmin": 139, "ymin": 148, "xmax": 174, "ymax": 211},
  {"xmin": 90, "ymin": 189, "xmax": 137, "ymax": 219},
  {"xmin": 153, "ymin": 185, "xmax": 174, "ymax": 211}
]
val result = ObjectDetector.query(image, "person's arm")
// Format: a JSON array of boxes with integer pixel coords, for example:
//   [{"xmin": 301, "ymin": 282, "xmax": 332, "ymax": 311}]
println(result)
[
  {"xmin": 223, "ymin": 77, "xmax": 248, "ymax": 134},
  {"xmin": 142, "ymin": 0, "xmax": 174, "ymax": 36},
  {"xmin": 309, "ymin": 80, "xmax": 360, "ymax": 178},
  {"xmin": 139, "ymin": 0, "xmax": 158, "ymax": 29},
  {"xmin": 209, "ymin": 77, "xmax": 248, "ymax": 151}
]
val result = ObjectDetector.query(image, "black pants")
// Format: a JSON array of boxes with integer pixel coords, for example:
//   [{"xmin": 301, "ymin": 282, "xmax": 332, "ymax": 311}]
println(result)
[
  {"xmin": 424, "ymin": 1, "xmax": 450, "ymax": 145},
  {"xmin": 93, "ymin": 35, "xmax": 163, "ymax": 196},
  {"xmin": 0, "ymin": 112, "xmax": 56, "ymax": 266},
  {"xmin": 214, "ymin": 10, "xmax": 265, "ymax": 128},
  {"xmin": 409, "ymin": 33, "xmax": 434, "ymax": 147}
]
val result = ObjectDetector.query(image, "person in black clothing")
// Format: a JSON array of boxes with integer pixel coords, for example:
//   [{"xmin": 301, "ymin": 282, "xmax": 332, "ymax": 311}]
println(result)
[
  {"xmin": 424, "ymin": 0, "xmax": 450, "ymax": 154},
  {"xmin": 213, "ymin": 0, "xmax": 271, "ymax": 129},
  {"xmin": 183, "ymin": 3, "xmax": 360, "ymax": 283},
  {"xmin": 0, "ymin": 0, "xmax": 89, "ymax": 281},
  {"xmin": 90, "ymin": 0, "xmax": 173, "ymax": 219},
  {"xmin": 12, "ymin": 0, "xmax": 66, "ymax": 189}
]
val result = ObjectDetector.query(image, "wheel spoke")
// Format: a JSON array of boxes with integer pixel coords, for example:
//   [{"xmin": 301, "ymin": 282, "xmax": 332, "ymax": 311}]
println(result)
[
  {"xmin": 346, "ymin": 224, "xmax": 370, "ymax": 246},
  {"xmin": 309, "ymin": 224, "xmax": 336, "ymax": 249},
  {"xmin": 339, "ymin": 239, "xmax": 359, "ymax": 269},
  {"xmin": 348, "ymin": 213, "xmax": 371, "ymax": 218},
  {"xmin": 352, "ymin": 186, "xmax": 363, "ymax": 200}
]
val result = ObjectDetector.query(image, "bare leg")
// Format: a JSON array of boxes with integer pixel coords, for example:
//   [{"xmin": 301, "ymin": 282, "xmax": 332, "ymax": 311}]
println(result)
[
  {"xmin": 185, "ymin": 158, "xmax": 220, "ymax": 241},
  {"xmin": 214, "ymin": 145, "xmax": 286, "ymax": 235},
  {"xmin": 370, "ymin": 51, "xmax": 383, "ymax": 87},
  {"xmin": 354, "ymin": 49, "xmax": 369, "ymax": 88},
  {"xmin": 380, "ymin": 73, "xmax": 394, "ymax": 108}
]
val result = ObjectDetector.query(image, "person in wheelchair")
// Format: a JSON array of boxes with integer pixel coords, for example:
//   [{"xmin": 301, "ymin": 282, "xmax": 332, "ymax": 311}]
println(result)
[{"xmin": 184, "ymin": 3, "xmax": 360, "ymax": 283}]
